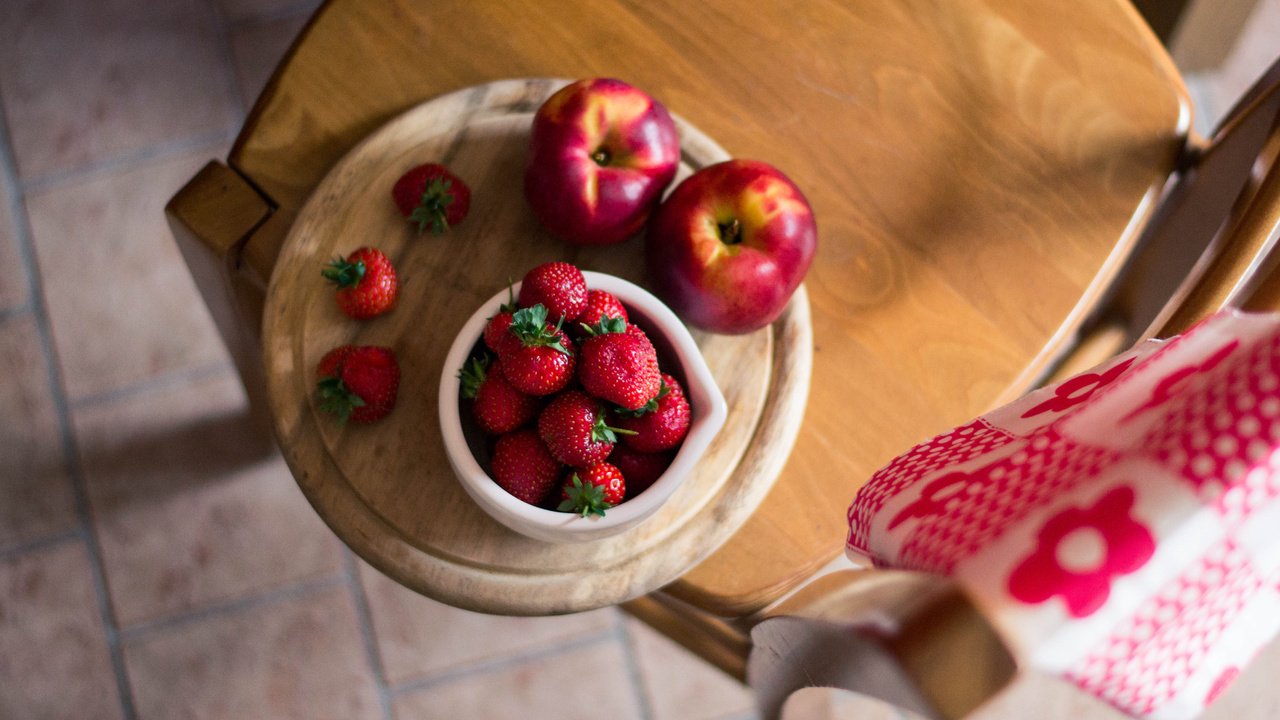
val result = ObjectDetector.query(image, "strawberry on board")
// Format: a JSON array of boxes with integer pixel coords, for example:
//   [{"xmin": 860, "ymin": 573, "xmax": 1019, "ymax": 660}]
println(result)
[
  {"xmin": 322, "ymin": 247, "xmax": 398, "ymax": 320},
  {"xmin": 607, "ymin": 444, "xmax": 673, "ymax": 499},
  {"xmin": 391, "ymin": 162, "xmax": 471, "ymax": 235},
  {"xmin": 491, "ymin": 429, "xmax": 562, "ymax": 505},
  {"xmin": 557, "ymin": 463, "xmax": 626, "ymax": 517},
  {"xmin": 315, "ymin": 345, "xmax": 400, "ymax": 424},
  {"xmin": 614, "ymin": 374, "xmax": 691, "ymax": 452},
  {"xmin": 517, "ymin": 261, "xmax": 587, "ymax": 323},
  {"xmin": 573, "ymin": 289, "xmax": 628, "ymax": 337},
  {"xmin": 459, "ymin": 354, "xmax": 540, "ymax": 435},
  {"xmin": 538, "ymin": 390, "xmax": 634, "ymax": 467},
  {"xmin": 500, "ymin": 304, "xmax": 576, "ymax": 396},
  {"xmin": 578, "ymin": 316, "xmax": 661, "ymax": 411}
]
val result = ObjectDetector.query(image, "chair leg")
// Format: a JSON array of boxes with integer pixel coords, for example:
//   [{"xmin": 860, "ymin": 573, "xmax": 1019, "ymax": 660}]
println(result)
[
  {"xmin": 621, "ymin": 591, "xmax": 752, "ymax": 681},
  {"xmin": 166, "ymin": 160, "xmax": 277, "ymax": 448},
  {"xmin": 748, "ymin": 570, "xmax": 1016, "ymax": 720}
]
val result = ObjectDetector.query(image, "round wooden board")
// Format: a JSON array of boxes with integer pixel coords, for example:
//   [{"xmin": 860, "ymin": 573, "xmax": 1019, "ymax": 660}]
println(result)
[{"xmin": 263, "ymin": 79, "xmax": 812, "ymax": 615}]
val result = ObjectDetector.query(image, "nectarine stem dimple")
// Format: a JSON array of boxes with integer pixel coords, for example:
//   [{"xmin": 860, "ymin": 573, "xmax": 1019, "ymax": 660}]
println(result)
[
  {"xmin": 591, "ymin": 148, "xmax": 611, "ymax": 166},
  {"xmin": 718, "ymin": 218, "xmax": 743, "ymax": 245}
]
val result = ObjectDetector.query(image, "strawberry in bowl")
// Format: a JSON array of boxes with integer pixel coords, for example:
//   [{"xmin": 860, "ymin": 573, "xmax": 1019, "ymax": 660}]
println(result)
[{"xmin": 438, "ymin": 262, "xmax": 727, "ymax": 543}]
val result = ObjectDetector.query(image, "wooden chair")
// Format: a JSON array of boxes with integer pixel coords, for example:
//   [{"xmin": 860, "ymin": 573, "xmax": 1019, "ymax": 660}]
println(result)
[
  {"xmin": 749, "ymin": 53, "xmax": 1280, "ymax": 718},
  {"xmin": 163, "ymin": 0, "xmax": 1274, "ymax": 715}
]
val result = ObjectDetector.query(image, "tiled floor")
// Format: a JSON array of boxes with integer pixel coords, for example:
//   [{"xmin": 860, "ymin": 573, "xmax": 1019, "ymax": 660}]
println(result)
[{"xmin": 0, "ymin": 2, "xmax": 1277, "ymax": 720}]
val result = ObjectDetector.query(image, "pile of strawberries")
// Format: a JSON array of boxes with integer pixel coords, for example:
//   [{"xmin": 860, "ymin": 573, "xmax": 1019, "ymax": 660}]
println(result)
[
  {"xmin": 310, "ymin": 163, "xmax": 691, "ymax": 519},
  {"xmin": 460, "ymin": 261, "xmax": 691, "ymax": 517}
]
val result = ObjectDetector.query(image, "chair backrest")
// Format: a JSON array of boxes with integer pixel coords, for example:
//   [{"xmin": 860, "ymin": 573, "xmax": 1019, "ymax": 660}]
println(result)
[{"xmin": 168, "ymin": 0, "xmax": 1190, "ymax": 625}]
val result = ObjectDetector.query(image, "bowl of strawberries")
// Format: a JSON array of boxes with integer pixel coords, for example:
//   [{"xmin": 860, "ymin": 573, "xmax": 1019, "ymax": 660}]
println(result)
[{"xmin": 438, "ymin": 261, "xmax": 728, "ymax": 543}]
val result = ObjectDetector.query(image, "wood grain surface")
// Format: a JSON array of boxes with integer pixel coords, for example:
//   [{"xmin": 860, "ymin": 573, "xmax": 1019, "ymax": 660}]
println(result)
[
  {"xmin": 231, "ymin": 0, "xmax": 1189, "ymax": 614},
  {"xmin": 263, "ymin": 79, "xmax": 812, "ymax": 614}
]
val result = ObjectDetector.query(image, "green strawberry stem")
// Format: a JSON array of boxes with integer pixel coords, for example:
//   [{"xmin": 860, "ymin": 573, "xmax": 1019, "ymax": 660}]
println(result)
[
  {"xmin": 315, "ymin": 376, "xmax": 367, "ymax": 425},
  {"xmin": 614, "ymin": 378, "xmax": 669, "ymax": 418},
  {"xmin": 321, "ymin": 257, "xmax": 366, "ymax": 289},
  {"xmin": 500, "ymin": 281, "xmax": 517, "ymax": 313},
  {"xmin": 408, "ymin": 178, "xmax": 455, "ymax": 235},
  {"xmin": 510, "ymin": 305, "xmax": 571, "ymax": 355},
  {"xmin": 579, "ymin": 316, "xmax": 627, "ymax": 337},
  {"xmin": 591, "ymin": 412, "xmax": 637, "ymax": 444},
  {"xmin": 457, "ymin": 355, "xmax": 490, "ymax": 399},
  {"xmin": 557, "ymin": 474, "xmax": 613, "ymax": 517}
]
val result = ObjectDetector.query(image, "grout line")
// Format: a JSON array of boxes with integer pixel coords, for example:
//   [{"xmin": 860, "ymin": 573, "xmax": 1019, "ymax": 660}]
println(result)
[
  {"xmin": 18, "ymin": 126, "xmax": 238, "ymax": 196},
  {"xmin": 0, "ymin": 100, "xmax": 140, "ymax": 720},
  {"xmin": 0, "ymin": 302, "xmax": 31, "ymax": 324},
  {"xmin": 0, "ymin": 529, "xmax": 80, "ymax": 561},
  {"xmin": 226, "ymin": 0, "xmax": 321, "ymax": 30},
  {"xmin": 615, "ymin": 612, "xmax": 658, "ymax": 720},
  {"xmin": 68, "ymin": 359, "xmax": 235, "ymax": 411},
  {"xmin": 118, "ymin": 572, "xmax": 346, "ymax": 641},
  {"xmin": 342, "ymin": 550, "xmax": 395, "ymax": 720},
  {"xmin": 387, "ymin": 629, "xmax": 619, "ymax": 698},
  {"xmin": 201, "ymin": 0, "xmax": 252, "ymax": 125}
]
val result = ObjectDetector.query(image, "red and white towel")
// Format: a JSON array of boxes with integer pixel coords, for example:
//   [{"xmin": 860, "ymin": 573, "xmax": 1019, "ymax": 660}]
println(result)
[{"xmin": 846, "ymin": 310, "xmax": 1280, "ymax": 720}]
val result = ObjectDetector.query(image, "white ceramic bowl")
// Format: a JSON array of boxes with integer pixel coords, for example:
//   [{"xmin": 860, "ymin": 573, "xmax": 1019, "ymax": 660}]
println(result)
[{"xmin": 438, "ymin": 271, "xmax": 727, "ymax": 543}]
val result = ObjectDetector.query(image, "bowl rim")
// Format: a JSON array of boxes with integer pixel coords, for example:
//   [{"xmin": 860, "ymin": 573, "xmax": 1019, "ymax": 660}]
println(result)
[{"xmin": 437, "ymin": 270, "xmax": 728, "ymax": 538}]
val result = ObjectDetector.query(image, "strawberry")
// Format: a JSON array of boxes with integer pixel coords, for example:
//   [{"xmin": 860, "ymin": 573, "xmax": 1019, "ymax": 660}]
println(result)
[
  {"xmin": 557, "ymin": 463, "xmax": 626, "ymax": 517},
  {"xmin": 322, "ymin": 247, "xmax": 398, "ymax": 320},
  {"xmin": 577, "ymin": 316, "xmax": 661, "ymax": 411},
  {"xmin": 315, "ymin": 345, "xmax": 399, "ymax": 424},
  {"xmin": 538, "ymin": 390, "xmax": 634, "ymax": 467},
  {"xmin": 483, "ymin": 283, "xmax": 522, "ymax": 356},
  {"xmin": 572, "ymin": 289, "xmax": 628, "ymax": 337},
  {"xmin": 517, "ymin": 261, "xmax": 587, "ymax": 322},
  {"xmin": 608, "ymin": 445, "xmax": 673, "ymax": 498},
  {"xmin": 614, "ymin": 374, "xmax": 690, "ymax": 452},
  {"xmin": 501, "ymin": 305, "xmax": 576, "ymax": 395},
  {"xmin": 391, "ymin": 162, "xmax": 471, "ymax": 235},
  {"xmin": 491, "ymin": 429, "xmax": 562, "ymax": 505},
  {"xmin": 458, "ymin": 355, "xmax": 540, "ymax": 435}
]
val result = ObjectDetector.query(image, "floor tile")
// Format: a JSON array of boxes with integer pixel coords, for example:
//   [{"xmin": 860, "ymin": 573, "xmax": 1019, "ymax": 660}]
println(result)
[
  {"xmin": 0, "ymin": 168, "xmax": 27, "ymax": 313},
  {"xmin": 123, "ymin": 584, "xmax": 381, "ymax": 720},
  {"xmin": 625, "ymin": 617, "xmax": 758, "ymax": 720},
  {"xmin": 0, "ymin": 0, "xmax": 238, "ymax": 179},
  {"xmin": 1202, "ymin": 635, "xmax": 1280, "ymax": 720},
  {"xmin": 965, "ymin": 673, "xmax": 1126, "ymax": 720},
  {"xmin": 357, "ymin": 559, "xmax": 618, "ymax": 686},
  {"xmin": 228, "ymin": 11, "xmax": 311, "ymax": 110},
  {"xmin": 0, "ymin": 314, "xmax": 74, "ymax": 548},
  {"xmin": 217, "ymin": 0, "xmax": 320, "ymax": 24},
  {"xmin": 0, "ymin": 539, "xmax": 122, "ymax": 720},
  {"xmin": 1180, "ymin": 0, "xmax": 1280, "ymax": 135},
  {"xmin": 25, "ymin": 146, "xmax": 230, "ymax": 401},
  {"xmin": 779, "ymin": 687, "xmax": 900, "ymax": 720},
  {"xmin": 392, "ymin": 638, "xmax": 640, "ymax": 720},
  {"xmin": 73, "ymin": 369, "xmax": 342, "ymax": 626}
]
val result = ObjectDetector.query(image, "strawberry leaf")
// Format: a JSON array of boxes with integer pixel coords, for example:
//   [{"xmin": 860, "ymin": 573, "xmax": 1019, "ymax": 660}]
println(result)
[
  {"xmin": 408, "ymin": 178, "xmax": 455, "ymax": 235},
  {"xmin": 321, "ymin": 257, "xmax": 366, "ymax": 289},
  {"xmin": 510, "ymin": 305, "xmax": 571, "ymax": 355},
  {"xmin": 557, "ymin": 474, "xmax": 612, "ymax": 517},
  {"xmin": 457, "ymin": 355, "xmax": 490, "ymax": 399},
  {"xmin": 581, "ymin": 315, "xmax": 627, "ymax": 337},
  {"xmin": 591, "ymin": 412, "xmax": 637, "ymax": 443},
  {"xmin": 315, "ymin": 376, "xmax": 366, "ymax": 425},
  {"xmin": 614, "ymin": 378, "xmax": 668, "ymax": 418}
]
